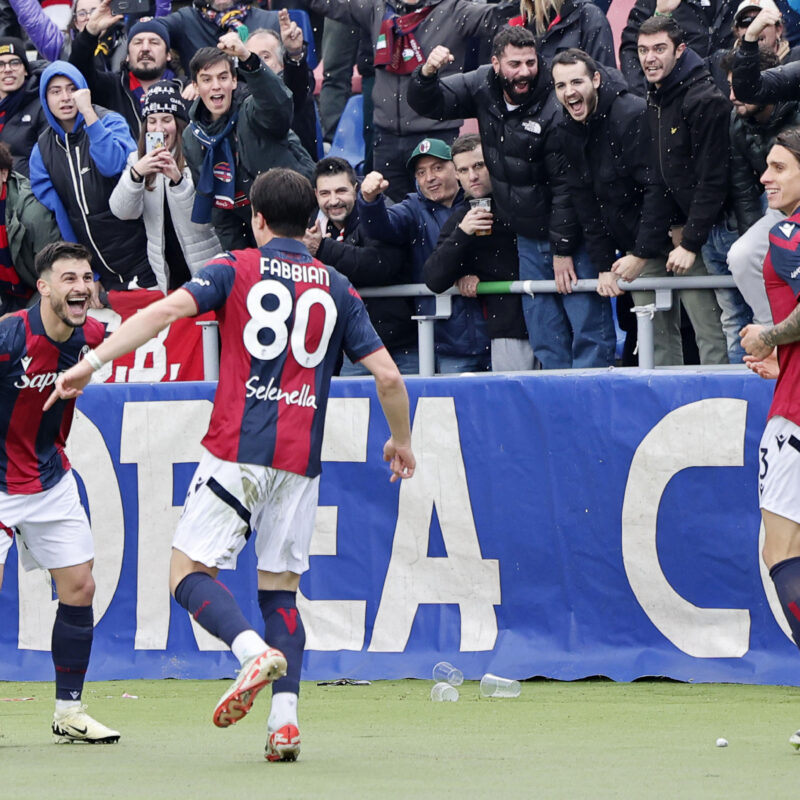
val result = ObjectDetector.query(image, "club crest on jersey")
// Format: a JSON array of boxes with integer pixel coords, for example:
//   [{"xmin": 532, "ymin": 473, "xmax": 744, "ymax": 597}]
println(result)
[{"xmin": 779, "ymin": 222, "xmax": 796, "ymax": 238}]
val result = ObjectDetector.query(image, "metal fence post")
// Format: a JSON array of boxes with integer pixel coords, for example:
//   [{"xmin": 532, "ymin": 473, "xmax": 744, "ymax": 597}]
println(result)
[{"xmin": 196, "ymin": 320, "xmax": 219, "ymax": 381}]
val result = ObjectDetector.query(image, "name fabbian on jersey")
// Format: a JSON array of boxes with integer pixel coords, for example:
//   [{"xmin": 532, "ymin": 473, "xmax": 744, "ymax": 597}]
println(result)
[{"xmin": 245, "ymin": 375, "xmax": 317, "ymax": 408}]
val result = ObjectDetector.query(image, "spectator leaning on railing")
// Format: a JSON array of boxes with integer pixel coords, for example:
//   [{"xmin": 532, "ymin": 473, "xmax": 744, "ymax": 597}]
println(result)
[
  {"xmin": 357, "ymin": 137, "xmax": 491, "ymax": 374},
  {"xmin": 634, "ymin": 15, "xmax": 729, "ymax": 365},
  {"xmin": 408, "ymin": 26, "xmax": 615, "ymax": 370},
  {"xmin": 423, "ymin": 134, "xmax": 535, "ymax": 372}
]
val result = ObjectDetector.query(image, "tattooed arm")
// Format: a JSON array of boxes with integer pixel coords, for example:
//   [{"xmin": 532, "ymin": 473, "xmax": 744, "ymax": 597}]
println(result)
[{"xmin": 740, "ymin": 306, "xmax": 800, "ymax": 360}]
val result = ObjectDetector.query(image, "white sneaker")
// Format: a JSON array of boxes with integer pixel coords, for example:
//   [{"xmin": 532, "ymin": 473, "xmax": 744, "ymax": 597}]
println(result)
[
  {"xmin": 265, "ymin": 723, "xmax": 301, "ymax": 762},
  {"xmin": 213, "ymin": 648, "xmax": 287, "ymax": 728},
  {"xmin": 790, "ymin": 730, "xmax": 800, "ymax": 750},
  {"xmin": 52, "ymin": 705, "xmax": 120, "ymax": 744}
]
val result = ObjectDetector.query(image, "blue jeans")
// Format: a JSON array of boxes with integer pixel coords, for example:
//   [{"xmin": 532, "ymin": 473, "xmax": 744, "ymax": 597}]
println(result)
[
  {"xmin": 436, "ymin": 352, "xmax": 490, "ymax": 374},
  {"xmin": 339, "ymin": 347, "xmax": 419, "ymax": 376},
  {"xmin": 516, "ymin": 236, "xmax": 615, "ymax": 369},
  {"xmin": 701, "ymin": 221, "xmax": 752, "ymax": 363}
]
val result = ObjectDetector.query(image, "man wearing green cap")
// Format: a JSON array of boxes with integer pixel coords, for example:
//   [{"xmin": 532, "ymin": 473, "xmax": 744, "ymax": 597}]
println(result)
[{"xmin": 358, "ymin": 135, "xmax": 491, "ymax": 373}]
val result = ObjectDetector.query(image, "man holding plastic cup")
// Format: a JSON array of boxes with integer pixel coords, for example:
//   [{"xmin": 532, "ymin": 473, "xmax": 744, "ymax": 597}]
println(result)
[{"xmin": 423, "ymin": 133, "xmax": 535, "ymax": 371}]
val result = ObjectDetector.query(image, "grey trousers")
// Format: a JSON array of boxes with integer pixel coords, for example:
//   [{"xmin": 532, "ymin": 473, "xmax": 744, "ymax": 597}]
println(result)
[
  {"xmin": 727, "ymin": 208, "xmax": 780, "ymax": 326},
  {"xmin": 631, "ymin": 252, "xmax": 728, "ymax": 366}
]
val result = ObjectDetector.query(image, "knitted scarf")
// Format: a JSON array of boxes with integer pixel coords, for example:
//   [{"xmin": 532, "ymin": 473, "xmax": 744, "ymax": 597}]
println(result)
[
  {"xmin": 374, "ymin": 5, "xmax": 434, "ymax": 75},
  {"xmin": 189, "ymin": 110, "xmax": 239, "ymax": 224},
  {"xmin": 0, "ymin": 87, "xmax": 25, "ymax": 134},
  {"xmin": 195, "ymin": 1, "xmax": 251, "ymax": 32}
]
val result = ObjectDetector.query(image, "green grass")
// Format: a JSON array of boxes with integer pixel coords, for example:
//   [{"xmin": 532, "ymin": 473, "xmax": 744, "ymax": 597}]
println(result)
[{"xmin": 2, "ymin": 679, "xmax": 799, "ymax": 799}]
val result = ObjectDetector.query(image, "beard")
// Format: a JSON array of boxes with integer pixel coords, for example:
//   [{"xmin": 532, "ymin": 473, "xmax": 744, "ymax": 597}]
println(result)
[
  {"xmin": 499, "ymin": 73, "xmax": 533, "ymax": 105},
  {"xmin": 130, "ymin": 63, "xmax": 165, "ymax": 81}
]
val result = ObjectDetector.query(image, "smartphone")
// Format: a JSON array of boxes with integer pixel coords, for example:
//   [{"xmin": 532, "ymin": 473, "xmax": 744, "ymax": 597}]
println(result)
[
  {"xmin": 145, "ymin": 131, "xmax": 165, "ymax": 153},
  {"xmin": 110, "ymin": 0, "xmax": 151, "ymax": 16}
]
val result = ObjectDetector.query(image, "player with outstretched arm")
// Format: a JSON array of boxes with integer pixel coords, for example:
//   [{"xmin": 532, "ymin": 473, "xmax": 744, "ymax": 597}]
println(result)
[
  {"xmin": 740, "ymin": 128, "xmax": 800, "ymax": 750},
  {"xmin": 46, "ymin": 168, "xmax": 416, "ymax": 762},
  {"xmin": 0, "ymin": 241, "xmax": 120, "ymax": 744}
]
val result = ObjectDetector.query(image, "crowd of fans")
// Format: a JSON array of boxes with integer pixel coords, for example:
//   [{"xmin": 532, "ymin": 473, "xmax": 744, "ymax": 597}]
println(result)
[{"xmin": 0, "ymin": 0, "xmax": 796, "ymax": 373}]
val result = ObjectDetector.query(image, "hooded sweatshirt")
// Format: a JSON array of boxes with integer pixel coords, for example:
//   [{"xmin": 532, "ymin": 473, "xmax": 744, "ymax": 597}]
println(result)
[{"xmin": 29, "ymin": 61, "xmax": 155, "ymax": 289}]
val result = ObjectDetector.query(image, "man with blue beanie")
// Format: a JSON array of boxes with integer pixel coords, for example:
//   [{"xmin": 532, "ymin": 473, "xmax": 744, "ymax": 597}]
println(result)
[{"xmin": 69, "ymin": 1, "xmax": 180, "ymax": 138}]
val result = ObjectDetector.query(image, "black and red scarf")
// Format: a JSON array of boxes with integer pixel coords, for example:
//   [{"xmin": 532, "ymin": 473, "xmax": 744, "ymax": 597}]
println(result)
[{"xmin": 374, "ymin": 5, "xmax": 434, "ymax": 75}]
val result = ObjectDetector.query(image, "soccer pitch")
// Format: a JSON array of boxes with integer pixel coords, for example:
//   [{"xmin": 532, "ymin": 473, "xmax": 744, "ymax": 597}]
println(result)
[{"xmin": 2, "ymin": 679, "xmax": 799, "ymax": 799}]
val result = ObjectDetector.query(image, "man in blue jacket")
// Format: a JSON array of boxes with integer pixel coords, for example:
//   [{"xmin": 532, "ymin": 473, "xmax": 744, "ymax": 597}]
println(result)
[
  {"xmin": 358, "ymin": 137, "xmax": 490, "ymax": 374},
  {"xmin": 30, "ymin": 61, "xmax": 155, "ymax": 292}
]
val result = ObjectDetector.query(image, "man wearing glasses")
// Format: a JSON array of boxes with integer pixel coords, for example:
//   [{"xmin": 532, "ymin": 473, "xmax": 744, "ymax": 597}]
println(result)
[{"xmin": 0, "ymin": 37, "xmax": 47, "ymax": 176}]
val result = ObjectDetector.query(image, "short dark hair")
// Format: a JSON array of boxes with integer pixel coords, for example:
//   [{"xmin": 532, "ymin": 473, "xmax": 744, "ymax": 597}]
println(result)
[
  {"xmin": 550, "ymin": 48, "xmax": 600, "ymax": 76},
  {"xmin": 312, "ymin": 156, "xmax": 357, "ymax": 187},
  {"xmin": 0, "ymin": 141, "xmax": 12, "ymax": 173},
  {"xmin": 451, "ymin": 133, "xmax": 482, "ymax": 157},
  {"xmin": 638, "ymin": 15, "xmax": 686, "ymax": 47},
  {"xmin": 720, "ymin": 45, "xmax": 779, "ymax": 76},
  {"xmin": 775, "ymin": 127, "xmax": 800, "ymax": 166},
  {"xmin": 190, "ymin": 47, "xmax": 235, "ymax": 82},
  {"xmin": 492, "ymin": 25, "xmax": 537, "ymax": 59},
  {"xmin": 250, "ymin": 168, "xmax": 317, "ymax": 237},
  {"xmin": 35, "ymin": 241, "xmax": 92, "ymax": 277}
]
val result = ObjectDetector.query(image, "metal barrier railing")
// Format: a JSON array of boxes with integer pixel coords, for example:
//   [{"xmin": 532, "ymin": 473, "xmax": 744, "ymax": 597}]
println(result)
[{"xmin": 198, "ymin": 276, "xmax": 739, "ymax": 379}]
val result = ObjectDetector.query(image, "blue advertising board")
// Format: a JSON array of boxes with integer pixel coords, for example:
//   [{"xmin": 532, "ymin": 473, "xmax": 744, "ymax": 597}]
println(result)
[{"xmin": 1, "ymin": 370, "xmax": 796, "ymax": 685}]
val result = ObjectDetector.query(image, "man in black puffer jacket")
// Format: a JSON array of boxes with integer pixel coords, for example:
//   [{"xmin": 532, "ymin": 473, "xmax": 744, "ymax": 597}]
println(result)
[
  {"xmin": 636, "ymin": 15, "xmax": 729, "ymax": 364},
  {"xmin": 552, "ymin": 51, "xmax": 670, "ymax": 285},
  {"xmin": 408, "ymin": 25, "xmax": 615, "ymax": 370},
  {"xmin": 725, "ymin": 45, "xmax": 800, "ymax": 327}
]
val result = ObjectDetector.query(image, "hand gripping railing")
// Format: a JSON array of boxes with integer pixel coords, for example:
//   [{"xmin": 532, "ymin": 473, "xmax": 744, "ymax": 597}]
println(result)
[{"xmin": 197, "ymin": 275, "xmax": 739, "ymax": 379}]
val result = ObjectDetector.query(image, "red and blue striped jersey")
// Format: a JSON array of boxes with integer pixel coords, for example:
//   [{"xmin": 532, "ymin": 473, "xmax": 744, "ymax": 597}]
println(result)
[
  {"xmin": 765, "ymin": 210, "xmax": 800, "ymax": 428},
  {"xmin": 182, "ymin": 237, "xmax": 383, "ymax": 477},
  {"xmin": 0, "ymin": 304, "xmax": 105, "ymax": 495}
]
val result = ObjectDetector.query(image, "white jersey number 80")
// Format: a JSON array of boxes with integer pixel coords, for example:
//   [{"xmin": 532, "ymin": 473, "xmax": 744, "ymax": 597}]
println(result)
[{"xmin": 243, "ymin": 279, "xmax": 338, "ymax": 368}]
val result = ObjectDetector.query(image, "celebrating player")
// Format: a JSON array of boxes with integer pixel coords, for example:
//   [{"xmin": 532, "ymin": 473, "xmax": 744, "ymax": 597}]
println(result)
[
  {"xmin": 47, "ymin": 168, "xmax": 416, "ymax": 762},
  {"xmin": 0, "ymin": 241, "xmax": 120, "ymax": 744},
  {"xmin": 740, "ymin": 128, "xmax": 800, "ymax": 750}
]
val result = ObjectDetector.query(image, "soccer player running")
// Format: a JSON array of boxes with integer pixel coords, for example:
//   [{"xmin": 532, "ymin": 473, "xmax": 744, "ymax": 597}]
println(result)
[
  {"xmin": 0, "ymin": 241, "xmax": 119, "ymax": 744},
  {"xmin": 47, "ymin": 168, "xmax": 416, "ymax": 762},
  {"xmin": 740, "ymin": 128, "xmax": 800, "ymax": 750}
]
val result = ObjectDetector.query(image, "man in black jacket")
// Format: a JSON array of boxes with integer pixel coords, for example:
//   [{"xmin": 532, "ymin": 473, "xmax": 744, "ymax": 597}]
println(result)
[
  {"xmin": 69, "ymin": 5, "xmax": 178, "ymax": 139},
  {"xmin": 408, "ymin": 25, "xmax": 615, "ymax": 369},
  {"xmin": 726, "ymin": 44, "xmax": 800, "ymax": 327},
  {"xmin": 303, "ymin": 156, "xmax": 417, "ymax": 374},
  {"xmin": 0, "ymin": 37, "xmax": 47, "ymax": 176},
  {"xmin": 636, "ymin": 15, "xmax": 728, "ymax": 364},
  {"xmin": 423, "ymin": 134, "xmax": 533, "ymax": 371},
  {"xmin": 620, "ymin": 0, "xmax": 737, "ymax": 95}
]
